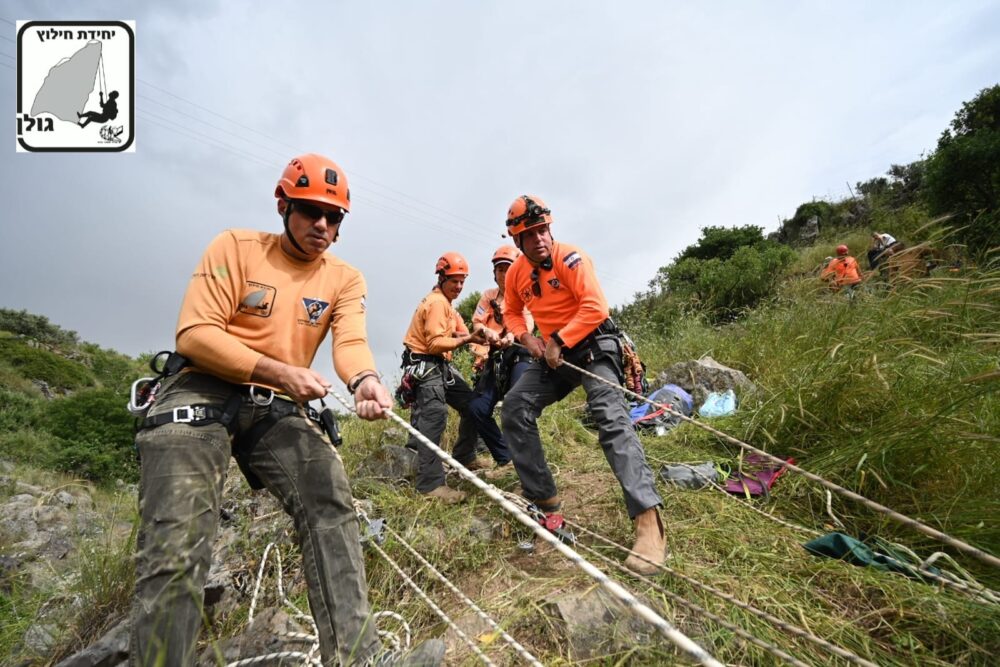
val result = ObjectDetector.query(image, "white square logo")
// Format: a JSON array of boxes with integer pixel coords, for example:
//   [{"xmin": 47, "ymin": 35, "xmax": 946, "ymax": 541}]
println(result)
[{"xmin": 16, "ymin": 20, "xmax": 135, "ymax": 152}]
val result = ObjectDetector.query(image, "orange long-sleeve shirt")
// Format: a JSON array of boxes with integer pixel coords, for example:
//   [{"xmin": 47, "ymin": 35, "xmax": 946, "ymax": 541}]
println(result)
[
  {"xmin": 503, "ymin": 242, "xmax": 609, "ymax": 348},
  {"xmin": 175, "ymin": 229, "xmax": 376, "ymax": 389},
  {"xmin": 402, "ymin": 287, "xmax": 469, "ymax": 360},
  {"xmin": 469, "ymin": 287, "xmax": 535, "ymax": 364},
  {"xmin": 821, "ymin": 256, "xmax": 863, "ymax": 287}
]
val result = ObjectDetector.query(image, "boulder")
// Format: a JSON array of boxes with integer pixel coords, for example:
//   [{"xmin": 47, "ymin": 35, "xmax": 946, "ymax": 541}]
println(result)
[
  {"xmin": 544, "ymin": 587, "xmax": 656, "ymax": 660},
  {"xmin": 53, "ymin": 618, "xmax": 129, "ymax": 667},
  {"xmin": 654, "ymin": 356, "xmax": 756, "ymax": 407}
]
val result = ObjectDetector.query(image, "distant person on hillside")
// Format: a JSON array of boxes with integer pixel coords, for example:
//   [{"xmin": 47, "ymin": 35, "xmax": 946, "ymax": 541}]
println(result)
[
  {"xmin": 129, "ymin": 154, "xmax": 443, "ymax": 667},
  {"xmin": 500, "ymin": 195, "xmax": 665, "ymax": 576},
  {"xmin": 401, "ymin": 252, "xmax": 489, "ymax": 504},
  {"xmin": 867, "ymin": 231, "xmax": 899, "ymax": 270},
  {"xmin": 77, "ymin": 90, "xmax": 118, "ymax": 128},
  {"xmin": 821, "ymin": 244, "xmax": 863, "ymax": 295},
  {"xmin": 465, "ymin": 245, "xmax": 535, "ymax": 478}
]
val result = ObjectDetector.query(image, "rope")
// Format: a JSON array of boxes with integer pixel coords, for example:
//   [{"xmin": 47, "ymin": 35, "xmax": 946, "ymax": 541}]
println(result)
[
  {"xmin": 361, "ymin": 512, "xmax": 497, "ymax": 666},
  {"xmin": 329, "ymin": 389, "xmax": 724, "ymax": 667},
  {"xmin": 572, "ymin": 539, "xmax": 812, "ymax": 667},
  {"xmin": 562, "ymin": 516, "xmax": 881, "ymax": 667},
  {"xmin": 663, "ymin": 462, "xmax": 999, "ymax": 605},
  {"xmin": 355, "ymin": 504, "xmax": 543, "ymax": 666},
  {"xmin": 232, "ymin": 542, "xmax": 322, "ymax": 667},
  {"xmin": 530, "ymin": 346, "xmax": 1000, "ymax": 569}
]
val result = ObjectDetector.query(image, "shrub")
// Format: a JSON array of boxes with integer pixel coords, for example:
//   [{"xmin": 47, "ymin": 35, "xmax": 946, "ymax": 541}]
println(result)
[
  {"xmin": 0, "ymin": 337, "xmax": 94, "ymax": 391},
  {"xmin": 44, "ymin": 388, "xmax": 137, "ymax": 483}
]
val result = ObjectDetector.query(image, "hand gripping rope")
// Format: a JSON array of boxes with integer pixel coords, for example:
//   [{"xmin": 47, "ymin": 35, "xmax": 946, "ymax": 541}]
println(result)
[
  {"xmin": 327, "ymin": 389, "xmax": 725, "ymax": 667},
  {"xmin": 518, "ymin": 344, "xmax": 1000, "ymax": 570}
]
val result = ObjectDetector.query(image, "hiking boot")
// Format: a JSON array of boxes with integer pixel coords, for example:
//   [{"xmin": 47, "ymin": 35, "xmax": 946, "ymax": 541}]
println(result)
[
  {"xmin": 484, "ymin": 462, "xmax": 515, "ymax": 481},
  {"xmin": 623, "ymin": 507, "xmax": 667, "ymax": 576},
  {"xmin": 370, "ymin": 638, "xmax": 446, "ymax": 666},
  {"xmin": 461, "ymin": 456, "xmax": 492, "ymax": 472},
  {"xmin": 421, "ymin": 485, "xmax": 467, "ymax": 504}
]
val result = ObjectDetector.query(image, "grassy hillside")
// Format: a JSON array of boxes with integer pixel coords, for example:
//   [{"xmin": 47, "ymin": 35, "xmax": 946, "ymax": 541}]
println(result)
[{"xmin": 1, "ymin": 243, "xmax": 999, "ymax": 665}]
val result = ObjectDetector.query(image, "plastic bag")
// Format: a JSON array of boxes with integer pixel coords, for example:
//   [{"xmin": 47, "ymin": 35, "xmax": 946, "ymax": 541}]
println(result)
[{"xmin": 699, "ymin": 389, "xmax": 736, "ymax": 417}]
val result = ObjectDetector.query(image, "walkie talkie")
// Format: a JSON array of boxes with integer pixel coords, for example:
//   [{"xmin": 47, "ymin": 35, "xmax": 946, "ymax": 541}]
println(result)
[{"xmin": 318, "ymin": 399, "xmax": 343, "ymax": 447}]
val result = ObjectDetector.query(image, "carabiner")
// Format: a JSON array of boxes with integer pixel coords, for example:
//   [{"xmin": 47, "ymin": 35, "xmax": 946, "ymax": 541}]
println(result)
[{"xmin": 248, "ymin": 385, "xmax": 274, "ymax": 406}]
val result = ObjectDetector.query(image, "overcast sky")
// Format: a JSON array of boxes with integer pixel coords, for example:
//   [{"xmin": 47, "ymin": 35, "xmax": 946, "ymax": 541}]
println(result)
[{"xmin": 1, "ymin": 1, "xmax": 998, "ymax": 397}]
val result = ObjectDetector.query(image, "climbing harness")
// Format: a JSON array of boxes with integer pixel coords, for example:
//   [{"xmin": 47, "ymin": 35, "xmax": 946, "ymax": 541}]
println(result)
[{"xmin": 126, "ymin": 350, "xmax": 190, "ymax": 417}]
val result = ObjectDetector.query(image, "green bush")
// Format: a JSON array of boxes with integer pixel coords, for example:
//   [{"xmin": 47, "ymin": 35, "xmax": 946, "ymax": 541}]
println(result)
[
  {"xmin": 0, "ymin": 308, "xmax": 79, "ymax": 347},
  {"xmin": 923, "ymin": 85, "xmax": 1000, "ymax": 256},
  {"xmin": 0, "ymin": 337, "xmax": 94, "ymax": 391},
  {"xmin": 44, "ymin": 388, "xmax": 137, "ymax": 483}
]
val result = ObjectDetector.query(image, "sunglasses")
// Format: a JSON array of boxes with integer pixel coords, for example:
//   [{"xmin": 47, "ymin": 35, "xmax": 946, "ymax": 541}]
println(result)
[
  {"xmin": 293, "ymin": 200, "xmax": 345, "ymax": 225},
  {"xmin": 530, "ymin": 268, "xmax": 542, "ymax": 297}
]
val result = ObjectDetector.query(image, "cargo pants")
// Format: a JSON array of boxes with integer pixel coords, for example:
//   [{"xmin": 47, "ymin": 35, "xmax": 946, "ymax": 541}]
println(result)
[
  {"xmin": 500, "ymin": 355, "xmax": 662, "ymax": 518},
  {"xmin": 130, "ymin": 372, "xmax": 378, "ymax": 666},
  {"xmin": 404, "ymin": 363, "xmax": 479, "ymax": 493}
]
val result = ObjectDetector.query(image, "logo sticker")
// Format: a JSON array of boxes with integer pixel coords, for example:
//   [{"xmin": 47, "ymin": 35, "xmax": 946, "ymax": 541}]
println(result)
[
  {"xmin": 16, "ymin": 20, "xmax": 135, "ymax": 152},
  {"xmin": 301, "ymin": 298, "xmax": 330, "ymax": 325},
  {"xmin": 238, "ymin": 282, "xmax": 275, "ymax": 318}
]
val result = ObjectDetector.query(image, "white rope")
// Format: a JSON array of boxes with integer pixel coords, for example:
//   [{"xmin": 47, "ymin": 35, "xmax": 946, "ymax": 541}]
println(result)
[
  {"xmin": 330, "ymin": 389, "xmax": 724, "ymax": 667},
  {"xmin": 664, "ymin": 462, "xmax": 999, "ymax": 604},
  {"xmin": 356, "ymin": 503, "xmax": 544, "ymax": 667},
  {"xmin": 361, "ymin": 514, "xmax": 497, "ymax": 666},
  {"xmin": 232, "ymin": 542, "xmax": 321, "ymax": 667}
]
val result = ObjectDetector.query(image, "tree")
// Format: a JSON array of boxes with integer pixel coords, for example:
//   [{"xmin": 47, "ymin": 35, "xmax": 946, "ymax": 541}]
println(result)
[
  {"xmin": 924, "ymin": 85, "xmax": 1000, "ymax": 255},
  {"xmin": 455, "ymin": 290, "xmax": 481, "ymax": 325},
  {"xmin": 676, "ymin": 225, "xmax": 769, "ymax": 263}
]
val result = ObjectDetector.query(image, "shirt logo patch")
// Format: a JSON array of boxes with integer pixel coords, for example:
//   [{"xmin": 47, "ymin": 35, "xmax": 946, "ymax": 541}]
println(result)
[
  {"xmin": 564, "ymin": 251, "xmax": 582, "ymax": 269},
  {"xmin": 238, "ymin": 282, "xmax": 275, "ymax": 318},
  {"xmin": 547, "ymin": 278, "xmax": 561, "ymax": 289},
  {"xmin": 301, "ymin": 298, "xmax": 330, "ymax": 325}
]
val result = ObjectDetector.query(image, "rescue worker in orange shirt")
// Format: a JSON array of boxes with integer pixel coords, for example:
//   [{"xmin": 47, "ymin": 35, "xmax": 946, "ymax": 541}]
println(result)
[
  {"xmin": 465, "ymin": 245, "xmax": 535, "ymax": 476},
  {"xmin": 130, "ymin": 154, "xmax": 444, "ymax": 665},
  {"xmin": 821, "ymin": 244, "xmax": 864, "ymax": 294},
  {"xmin": 402, "ymin": 252, "xmax": 489, "ymax": 503},
  {"xmin": 500, "ymin": 195, "xmax": 666, "ymax": 575}
]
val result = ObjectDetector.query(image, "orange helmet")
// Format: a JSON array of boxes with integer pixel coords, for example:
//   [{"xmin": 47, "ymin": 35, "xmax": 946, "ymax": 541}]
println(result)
[
  {"xmin": 491, "ymin": 245, "xmax": 520, "ymax": 266},
  {"xmin": 435, "ymin": 252, "xmax": 469, "ymax": 278},
  {"xmin": 505, "ymin": 195, "xmax": 552, "ymax": 237},
  {"xmin": 275, "ymin": 154, "xmax": 351, "ymax": 213},
  {"xmin": 836, "ymin": 244, "xmax": 849, "ymax": 256}
]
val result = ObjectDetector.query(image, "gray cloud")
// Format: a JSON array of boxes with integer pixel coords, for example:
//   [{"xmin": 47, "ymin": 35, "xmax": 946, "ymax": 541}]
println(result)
[{"xmin": 2, "ymin": 1, "xmax": 998, "ymax": 395}]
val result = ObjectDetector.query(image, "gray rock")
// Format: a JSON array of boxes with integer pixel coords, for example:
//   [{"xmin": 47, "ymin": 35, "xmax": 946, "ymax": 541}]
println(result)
[
  {"xmin": 654, "ymin": 356, "xmax": 756, "ymax": 407},
  {"xmin": 53, "ymin": 618, "xmax": 129, "ymax": 667},
  {"xmin": 55, "ymin": 491, "xmax": 77, "ymax": 507},
  {"xmin": 544, "ymin": 587, "xmax": 656, "ymax": 659},
  {"xmin": 357, "ymin": 445, "xmax": 418, "ymax": 482},
  {"xmin": 379, "ymin": 426, "xmax": 407, "ymax": 447}
]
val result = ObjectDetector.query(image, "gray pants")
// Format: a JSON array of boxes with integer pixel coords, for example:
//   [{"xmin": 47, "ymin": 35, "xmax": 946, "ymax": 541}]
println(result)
[
  {"xmin": 500, "ymin": 358, "xmax": 662, "ymax": 518},
  {"xmin": 131, "ymin": 372, "xmax": 377, "ymax": 666},
  {"xmin": 405, "ymin": 364, "xmax": 479, "ymax": 493}
]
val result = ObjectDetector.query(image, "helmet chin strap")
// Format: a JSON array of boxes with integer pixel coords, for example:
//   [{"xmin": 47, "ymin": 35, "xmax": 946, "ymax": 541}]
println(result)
[{"xmin": 282, "ymin": 200, "xmax": 309, "ymax": 256}]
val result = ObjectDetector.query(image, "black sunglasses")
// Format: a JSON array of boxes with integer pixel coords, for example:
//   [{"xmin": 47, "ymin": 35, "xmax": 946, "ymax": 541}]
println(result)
[
  {"xmin": 293, "ymin": 200, "xmax": 345, "ymax": 225},
  {"xmin": 530, "ymin": 268, "xmax": 542, "ymax": 297}
]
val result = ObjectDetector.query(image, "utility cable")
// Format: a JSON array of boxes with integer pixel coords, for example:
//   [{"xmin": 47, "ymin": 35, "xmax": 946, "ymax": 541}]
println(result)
[{"xmin": 328, "ymin": 388, "xmax": 724, "ymax": 667}]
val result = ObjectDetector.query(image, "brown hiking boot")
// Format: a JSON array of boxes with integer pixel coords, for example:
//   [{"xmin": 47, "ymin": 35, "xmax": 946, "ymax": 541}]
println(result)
[
  {"xmin": 623, "ymin": 507, "xmax": 666, "ymax": 576},
  {"xmin": 421, "ymin": 485, "xmax": 467, "ymax": 504},
  {"xmin": 483, "ymin": 463, "xmax": 515, "ymax": 481},
  {"xmin": 461, "ymin": 456, "xmax": 492, "ymax": 472}
]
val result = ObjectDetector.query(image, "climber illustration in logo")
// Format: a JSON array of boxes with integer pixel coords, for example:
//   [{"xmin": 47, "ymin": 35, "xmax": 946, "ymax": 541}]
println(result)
[{"xmin": 16, "ymin": 20, "xmax": 134, "ymax": 152}]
